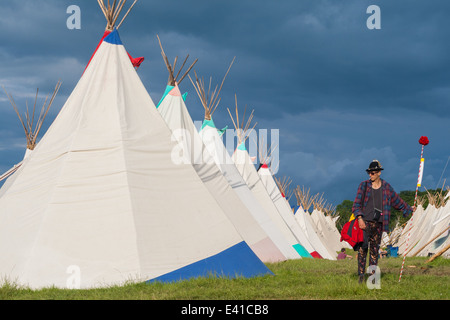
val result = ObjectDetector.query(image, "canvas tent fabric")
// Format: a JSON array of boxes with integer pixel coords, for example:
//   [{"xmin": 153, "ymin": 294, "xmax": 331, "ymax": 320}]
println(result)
[
  {"xmin": 0, "ymin": 29, "xmax": 271, "ymax": 289},
  {"xmin": 156, "ymin": 82, "xmax": 286, "ymax": 263}
]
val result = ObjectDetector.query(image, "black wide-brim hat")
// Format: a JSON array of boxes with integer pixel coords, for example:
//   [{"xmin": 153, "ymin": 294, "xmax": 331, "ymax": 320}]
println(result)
[{"xmin": 366, "ymin": 160, "xmax": 384, "ymax": 172}]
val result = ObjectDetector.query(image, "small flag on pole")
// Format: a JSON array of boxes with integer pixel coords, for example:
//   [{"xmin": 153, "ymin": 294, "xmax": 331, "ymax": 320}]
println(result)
[{"xmin": 417, "ymin": 158, "xmax": 424, "ymax": 187}]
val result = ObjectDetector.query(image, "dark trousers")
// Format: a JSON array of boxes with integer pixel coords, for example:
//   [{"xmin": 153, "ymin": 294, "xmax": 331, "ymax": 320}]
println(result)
[{"xmin": 357, "ymin": 221, "xmax": 383, "ymax": 276}]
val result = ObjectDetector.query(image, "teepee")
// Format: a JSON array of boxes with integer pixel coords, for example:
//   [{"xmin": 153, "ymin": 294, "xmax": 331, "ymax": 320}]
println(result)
[
  {"xmin": 155, "ymin": 37, "xmax": 286, "ymax": 263},
  {"xmin": 294, "ymin": 187, "xmax": 342, "ymax": 258},
  {"xmin": 189, "ymin": 67, "xmax": 299, "ymax": 262},
  {"xmin": 228, "ymin": 100, "xmax": 305, "ymax": 259},
  {"xmin": 0, "ymin": 82, "xmax": 61, "ymax": 184},
  {"xmin": 0, "ymin": 3, "xmax": 271, "ymax": 289}
]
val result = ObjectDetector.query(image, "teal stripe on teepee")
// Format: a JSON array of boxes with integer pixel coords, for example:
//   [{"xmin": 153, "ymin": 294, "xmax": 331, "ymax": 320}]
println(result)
[
  {"xmin": 237, "ymin": 142, "xmax": 246, "ymax": 151},
  {"xmin": 217, "ymin": 126, "xmax": 227, "ymax": 137},
  {"xmin": 293, "ymin": 244, "xmax": 313, "ymax": 258},
  {"xmin": 156, "ymin": 85, "xmax": 174, "ymax": 108},
  {"xmin": 201, "ymin": 118, "xmax": 216, "ymax": 130}
]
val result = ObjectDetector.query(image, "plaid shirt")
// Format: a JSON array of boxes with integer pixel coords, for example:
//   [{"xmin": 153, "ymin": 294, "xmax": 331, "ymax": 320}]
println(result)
[{"xmin": 352, "ymin": 179, "xmax": 413, "ymax": 232}]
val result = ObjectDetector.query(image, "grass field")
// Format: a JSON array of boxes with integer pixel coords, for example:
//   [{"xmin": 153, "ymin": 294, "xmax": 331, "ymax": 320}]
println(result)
[{"xmin": 0, "ymin": 252, "xmax": 448, "ymax": 301}]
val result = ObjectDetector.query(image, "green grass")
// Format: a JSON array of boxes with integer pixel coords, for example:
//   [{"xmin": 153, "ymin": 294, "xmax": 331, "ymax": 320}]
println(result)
[{"xmin": 1, "ymin": 254, "xmax": 448, "ymax": 300}]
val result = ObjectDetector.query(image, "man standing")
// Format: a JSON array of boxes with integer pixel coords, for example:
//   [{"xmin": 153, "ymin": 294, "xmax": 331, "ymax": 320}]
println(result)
[{"xmin": 352, "ymin": 160, "xmax": 414, "ymax": 283}]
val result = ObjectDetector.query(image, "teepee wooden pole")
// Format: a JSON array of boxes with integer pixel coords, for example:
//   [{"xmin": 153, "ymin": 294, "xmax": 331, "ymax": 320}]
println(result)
[
  {"xmin": 177, "ymin": 59, "xmax": 198, "ymax": 85},
  {"xmin": 97, "ymin": 0, "xmax": 108, "ymax": 19},
  {"xmin": 410, "ymin": 225, "xmax": 450, "ymax": 257},
  {"xmin": 112, "ymin": 0, "xmax": 127, "ymax": 27},
  {"xmin": 426, "ymin": 243, "xmax": 450, "ymax": 262},
  {"xmin": 117, "ymin": 0, "xmax": 138, "ymax": 29}
]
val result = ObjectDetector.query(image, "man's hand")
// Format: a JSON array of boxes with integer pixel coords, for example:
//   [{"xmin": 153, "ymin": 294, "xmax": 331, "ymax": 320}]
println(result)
[{"xmin": 358, "ymin": 216, "xmax": 366, "ymax": 230}]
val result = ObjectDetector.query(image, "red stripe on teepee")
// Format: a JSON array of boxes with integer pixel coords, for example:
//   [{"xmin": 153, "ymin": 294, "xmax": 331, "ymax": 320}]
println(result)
[{"xmin": 84, "ymin": 31, "xmax": 111, "ymax": 73}]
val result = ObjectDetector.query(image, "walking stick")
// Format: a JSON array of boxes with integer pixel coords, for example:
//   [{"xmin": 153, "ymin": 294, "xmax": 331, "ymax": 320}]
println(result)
[{"xmin": 399, "ymin": 136, "xmax": 429, "ymax": 283}]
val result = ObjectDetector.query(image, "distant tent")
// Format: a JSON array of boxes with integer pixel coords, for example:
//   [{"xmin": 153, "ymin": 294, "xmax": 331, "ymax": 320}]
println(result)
[
  {"xmin": 228, "ymin": 99, "xmax": 304, "ymax": 259},
  {"xmin": 0, "ymin": 82, "xmax": 61, "ymax": 184},
  {"xmin": 398, "ymin": 189, "xmax": 450, "ymax": 258},
  {"xmin": 155, "ymin": 37, "xmax": 284, "ymax": 263},
  {"xmin": 309, "ymin": 196, "xmax": 340, "ymax": 259},
  {"xmin": 0, "ymin": 3, "xmax": 271, "ymax": 289},
  {"xmin": 415, "ymin": 189, "xmax": 449, "ymax": 257},
  {"xmin": 189, "ymin": 66, "xmax": 297, "ymax": 262},
  {"xmin": 294, "ymin": 187, "xmax": 345, "ymax": 257}
]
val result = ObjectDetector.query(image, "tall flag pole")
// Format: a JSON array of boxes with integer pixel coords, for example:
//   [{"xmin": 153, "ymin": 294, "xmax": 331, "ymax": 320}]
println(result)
[{"xmin": 399, "ymin": 136, "xmax": 429, "ymax": 283}]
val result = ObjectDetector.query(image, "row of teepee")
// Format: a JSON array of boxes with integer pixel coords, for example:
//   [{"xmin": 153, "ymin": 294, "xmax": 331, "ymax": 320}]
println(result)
[
  {"xmin": 387, "ymin": 189, "xmax": 450, "ymax": 259},
  {"xmin": 0, "ymin": 1, "xmax": 347, "ymax": 289}
]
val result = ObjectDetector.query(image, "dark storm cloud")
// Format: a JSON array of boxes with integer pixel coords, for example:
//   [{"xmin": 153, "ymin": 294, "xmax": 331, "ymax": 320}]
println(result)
[{"xmin": 0, "ymin": 0, "xmax": 448, "ymax": 206}]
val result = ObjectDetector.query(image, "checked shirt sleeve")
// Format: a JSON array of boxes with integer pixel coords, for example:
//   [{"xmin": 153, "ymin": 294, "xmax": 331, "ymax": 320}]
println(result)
[
  {"xmin": 388, "ymin": 185, "xmax": 413, "ymax": 217},
  {"xmin": 352, "ymin": 181, "xmax": 367, "ymax": 218}
]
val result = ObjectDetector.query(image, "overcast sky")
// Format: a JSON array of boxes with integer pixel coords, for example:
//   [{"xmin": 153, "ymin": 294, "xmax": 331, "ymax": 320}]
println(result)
[{"xmin": 0, "ymin": 0, "xmax": 448, "ymax": 209}]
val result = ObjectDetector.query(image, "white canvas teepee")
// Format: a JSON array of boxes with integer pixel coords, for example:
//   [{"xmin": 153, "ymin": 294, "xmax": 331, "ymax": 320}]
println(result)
[
  {"xmin": 189, "ymin": 68, "xmax": 298, "ymax": 262},
  {"xmin": 155, "ymin": 39, "xmax": 286, "ymax": 263},
  {"xmin": 0, "ymin": 6, "xmax": 271, "ymax": 289}
]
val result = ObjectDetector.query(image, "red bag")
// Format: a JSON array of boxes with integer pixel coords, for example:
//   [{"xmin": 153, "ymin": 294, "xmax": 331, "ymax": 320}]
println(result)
[{"xmin": 340, "ymin": 218, "xmax": 364, "ymax": 250}]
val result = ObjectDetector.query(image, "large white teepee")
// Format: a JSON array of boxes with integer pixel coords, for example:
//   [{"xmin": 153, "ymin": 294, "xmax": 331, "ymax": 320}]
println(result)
[
  {"xmin": 155, "ymin": 39, "xmax": 286, "ymax": 263},
  {"xmin": 0, "ymin": 14, "xmax": 271, "ymax": 288},
  {"xmin": 189, "ymin": 68, "xmax": 298, "ymax": 262}
]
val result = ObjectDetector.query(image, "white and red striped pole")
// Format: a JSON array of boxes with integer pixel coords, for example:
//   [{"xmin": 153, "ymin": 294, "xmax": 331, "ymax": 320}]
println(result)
[{"xmin": 399, "ymin": 136, "xmax": 429, "ymax": 283}]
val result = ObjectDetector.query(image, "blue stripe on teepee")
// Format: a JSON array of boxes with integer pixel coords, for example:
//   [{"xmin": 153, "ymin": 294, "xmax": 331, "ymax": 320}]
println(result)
[
  {"xmin": 156, "ymin": 85, "xmax": 174, "ymax": 108},
  {"xmin": 147, "ymin": 241, "xmax": 273, "ymax": 283},
  {"xmin": 104, "ymin": 29, "xmax": 122, "ymax": 45},
  {"xmin": 293, "ymin": 244, "xmax": 313, "ymax": 258}
]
